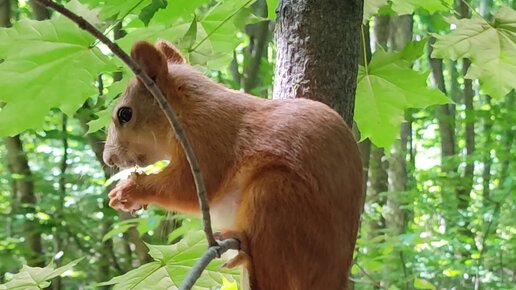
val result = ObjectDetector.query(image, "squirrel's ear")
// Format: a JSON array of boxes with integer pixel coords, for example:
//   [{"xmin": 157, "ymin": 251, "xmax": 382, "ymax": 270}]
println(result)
[
  {"xmin": 131, "ymin": 41, "xmax": 168, "ymax": 81},
  {"xmin": 155, "ymin": 40, "xmax": 185, "ymax": 64}
]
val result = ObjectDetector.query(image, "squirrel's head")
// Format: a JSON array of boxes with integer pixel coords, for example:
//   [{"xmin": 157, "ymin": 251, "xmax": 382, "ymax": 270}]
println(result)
[{"xmin": 103, "ymin": 40, "xmax": 185, "ymax": 168}]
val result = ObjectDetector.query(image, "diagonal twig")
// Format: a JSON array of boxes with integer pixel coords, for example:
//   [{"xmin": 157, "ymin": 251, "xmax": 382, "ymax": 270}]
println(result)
[{"xmin": 33, "ymin": 0, "xmax": 219, "ymax": 248}]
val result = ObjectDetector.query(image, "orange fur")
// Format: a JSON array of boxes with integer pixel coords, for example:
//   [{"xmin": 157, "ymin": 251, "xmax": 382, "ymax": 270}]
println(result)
[{"xmin": 103, "ymin": 40, "xmax": 364, "ymax": 289}]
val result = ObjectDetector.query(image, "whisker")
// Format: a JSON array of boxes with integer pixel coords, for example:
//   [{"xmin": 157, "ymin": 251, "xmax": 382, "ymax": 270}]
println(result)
[{"xmin": 151, "ymin": 131, "xmax": 158, "ymax": 146}]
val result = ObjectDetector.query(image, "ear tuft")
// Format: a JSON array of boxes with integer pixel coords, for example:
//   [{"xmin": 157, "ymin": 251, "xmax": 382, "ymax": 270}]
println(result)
[
  {"xmin": 155, "ymin": 40, "xmax": 185, "ymax": 64},
  {"xmin": 131, "ymin": 41, "xmax": 168, "ymax": 81}
]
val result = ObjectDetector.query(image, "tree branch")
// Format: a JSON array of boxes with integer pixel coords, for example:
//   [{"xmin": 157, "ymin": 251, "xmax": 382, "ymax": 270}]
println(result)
[
  {"xmin": 179, "ymin": 238, "xmax": 240, "ymax": 290},
  {"xmin": 354, "ymin": 262, "xmax": 386, "ymax": 289},
  {"xmin": 33, "ymin": 0, "xmax": 218, "ymax": 247}
]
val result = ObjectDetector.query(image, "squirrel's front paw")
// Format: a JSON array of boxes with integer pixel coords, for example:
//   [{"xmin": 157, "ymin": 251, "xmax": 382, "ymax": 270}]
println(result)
[{"xmin": 108, "ymin": 179, "xmax": 146, "ymax": 213}]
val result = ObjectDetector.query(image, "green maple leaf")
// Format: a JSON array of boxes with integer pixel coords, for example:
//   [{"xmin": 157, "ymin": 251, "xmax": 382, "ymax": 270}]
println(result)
[
  {"xmin": 0, "ymin": 15, "xmax": 115, "ymax": 136},
  {"xmin": 81, "ymin": 0, "xmax": 152, "ymax": 19},
  {"xmin": 118, "ymin": 0, "xmax": 255, "ymax": 70},
  {"xmin": 363, "ymin": 0, "xmax": 388, "ymax": 23},
  {"xmin": 391, "ymin": 0, "xmax": 452, "ymax": 15},
  {"xmin": 432, "ymin": 6, "xmax": 516, "ymax": 98},
  {"xmin": 414, "ymin": 277, "xmax": 436, "ymax": 289},
  {"xmin": 266, "ymin": 0, "xmax": 279, "ymax": 19},
  {"xmin": 355, "ymin": 41, "xmax": 450, "ymax": 148},
  {"xmin": 0, "ymin": 258, "xmax": 83, "ymax": 290},
  {"xmin": 97, "ymin": 231, "xmax": 238, "ymax": 290}
]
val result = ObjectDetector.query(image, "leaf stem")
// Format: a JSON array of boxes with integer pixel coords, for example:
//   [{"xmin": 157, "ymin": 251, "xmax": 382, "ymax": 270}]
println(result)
[
  {"xmin": 361, "ymin": 24, "xmax": 369, "ymax": 75},
  {"xmin": 190, "ymin": 0, "xmax": 254, "ymax": 52}
]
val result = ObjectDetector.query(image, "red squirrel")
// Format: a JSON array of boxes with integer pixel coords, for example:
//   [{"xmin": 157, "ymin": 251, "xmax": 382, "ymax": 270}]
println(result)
[{"xmin": 103, "ymin": 40, "xmax": 363, "ymax": 290}]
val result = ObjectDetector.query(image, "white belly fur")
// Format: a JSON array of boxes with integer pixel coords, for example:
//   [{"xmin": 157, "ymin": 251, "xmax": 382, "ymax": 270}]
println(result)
[{"xmin": 210, "ymin": 189, "xmax": 241, "ymax": 230}]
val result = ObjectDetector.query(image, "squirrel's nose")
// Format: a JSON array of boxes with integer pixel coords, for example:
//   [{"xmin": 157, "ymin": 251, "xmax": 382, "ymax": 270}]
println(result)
[{"xmin": 103, "ymin": 150, "xmax": 116, "ymax": 167}]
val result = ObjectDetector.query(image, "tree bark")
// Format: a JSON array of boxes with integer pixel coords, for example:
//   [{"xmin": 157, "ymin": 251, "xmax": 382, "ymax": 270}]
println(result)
[
  {"xmin": 429, "ymin": 38, "xmax": 456, "ymax": 165},
  {"xmin": 53, "ymin": 115, "xmax": 68, "ymax": 290},
  {"xmin": 457, "ymin": 59, "xmax": 475, "ymax": 209},
  {"xmin": 273, "ymin": 0, "xmax": 363, "ymax": 126},
  {"xmin": 368, "ymin": 146, "xmax": 388, "ymax": 231},
  {"xmin": 29, "ymin": 0, "xmax": 50, "ymax": 20},
  {"xmin": 0, "ymin": 0, "xmax": 10, "ymax": 27},
  {"xmin": 372, "ymin": 15, "xmax": 390, "ymax": 50},
  {"xmin": 385, "ymin": 15, "xmax": 412, "ymax": 288},
  {"xmin": 243, "ymin": 0, "xmax": 270, "ymax": 95},
  {"xmin": 4, "ymin": 136, "xmax": 44, "ymax": 267}
]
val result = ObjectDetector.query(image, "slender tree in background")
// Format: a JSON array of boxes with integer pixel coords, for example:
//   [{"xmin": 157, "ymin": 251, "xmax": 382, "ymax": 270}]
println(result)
[
  {"xmin": 384, "ymin": 15, "xmax": 413, "ymax": 288},
  {"xmin": 242, "ymin": 0, "xmax": 270, "ymax": 95}
]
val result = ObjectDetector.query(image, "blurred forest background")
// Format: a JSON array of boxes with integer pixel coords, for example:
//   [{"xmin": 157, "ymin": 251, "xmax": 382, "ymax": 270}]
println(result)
[{"xmin": 0, "ymin": 0, "xmax": 515, "ymax": 289}]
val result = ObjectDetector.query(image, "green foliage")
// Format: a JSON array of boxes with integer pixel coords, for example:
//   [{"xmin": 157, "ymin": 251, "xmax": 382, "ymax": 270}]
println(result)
[
  {"xmin": 363, "ymin": 0, "xmax": 452, "ymax": 21},
  {"xmin": 0, "ymin": 258, "xmax": 83, "ymax": 289},
  {"xmin": 355, "ymin": 39, "xmax": 450, "ymax": 148},
  {"xmin": 0, "ymin": 14, "xmax": 114, "ymax": 136},
  {"xmin": 363, "ymin": 0, "xmax": 390, "ymax": 23},
  {"xmin": 0, "ymin": 0, "xmax": 515, "ymax": 289},
  {"xmin": 118, "ymin": 0, "xmax": 256, "ymax": 69},
  {"xmin": 0, "ymin": 0, "xmax": 258, "ymax": 136},
  {"xmin": 391, "ymin": 0, "xmax": 452, "ymax": 15},
  {"xmin": 432, "ymin": 6, "xmax": 516, "ymax": 98},
  {"xmin": 266, "ymin": 0, "xmax": 278, "ymax": 19},
  {"xmin": 97, "ymin": 231, "xmax": 238, "ymax": 289},
  {"xmin": 413, "ymin": 277, "xmax": 436, "ymax": 289}
]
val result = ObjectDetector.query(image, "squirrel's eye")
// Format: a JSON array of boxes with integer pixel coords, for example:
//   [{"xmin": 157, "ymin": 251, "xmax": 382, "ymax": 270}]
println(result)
[{"xmin": 117, "ymin": 107, "xmax": 132, "ymax": 124}]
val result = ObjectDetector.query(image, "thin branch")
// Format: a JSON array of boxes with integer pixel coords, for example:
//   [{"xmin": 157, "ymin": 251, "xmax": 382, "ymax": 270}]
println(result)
[
  {"xmin": 34, "ymin": 0, "xmax": 217, "ymax": 247},
  {"xmin": 179, "ymin": 238, "xmax": 240, "ymax": 290},
  {"xmin": 91, "ymin": 0, "xmax": 146, "ymax": 47},
  {"xmin": 190, "ymin": 0, "xmax": 253, "ymax": 51},
  {"xmin": 354, "ymin": 262, "xmax": 385, "ymax": 289}
]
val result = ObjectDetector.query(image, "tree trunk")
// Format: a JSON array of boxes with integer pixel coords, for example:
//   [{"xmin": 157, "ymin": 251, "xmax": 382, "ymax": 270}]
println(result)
[
  {"xmin": 458, "ymin": 59, "xmax": 475, "ymax": 210},
  {"xmin": 243, "ymin": 0, "xmax": 270, "ymax": 95},
  {"xmin": 429, "ymin": 38, "xmax": 456, "ymax": 168},
  {"xmin": 0, "ymin": 0, "xmax": 10, "ymax": 27},
  {"xmin": 385, "ymin": 15, "xmax": 412, "ymax": 288},
  {"xmin": 372, "ymin": 15, "xmax": 390, "ymax": 50},
  {"xmin": 28, "ymin": 0, "xmax": 50, "ymax": 20},
  {"xmin": 452, "ymin": 5, "xmax": 475, "ymax": 283},
  {"xmin": 273, "ymin": 0, "xmax": 363, "ymax": 126},
  {"xmin": 4, "ymin": 136, "xmax": 44, "ymax": 267},
  {"xmin": 368, "ymin": 146, "xmax": 388, "ymax": 231},
  {"xmin": 53, "ymin": 115, "xmax": 68, "ymax": 290}
]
